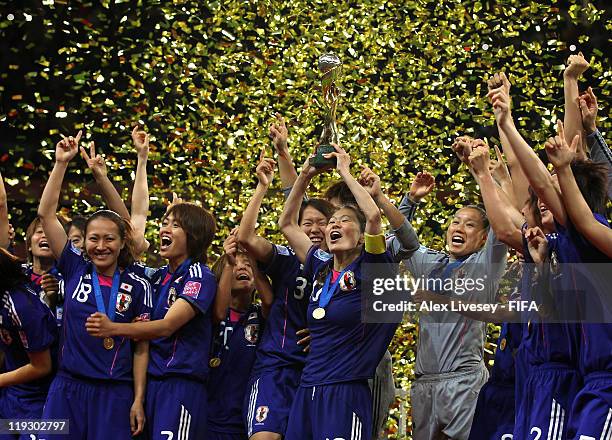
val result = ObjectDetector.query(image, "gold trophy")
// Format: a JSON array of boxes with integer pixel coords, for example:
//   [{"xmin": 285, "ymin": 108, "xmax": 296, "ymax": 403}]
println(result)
[{"xmin": 310, "ymin": 52, "xmax": 342, "ymax": 168}]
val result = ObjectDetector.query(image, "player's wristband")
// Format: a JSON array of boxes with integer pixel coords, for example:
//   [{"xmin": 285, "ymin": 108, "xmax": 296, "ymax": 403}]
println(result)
[{"xmin": 365, "ymin": 232, "xmax": 386, "ymax": 254}]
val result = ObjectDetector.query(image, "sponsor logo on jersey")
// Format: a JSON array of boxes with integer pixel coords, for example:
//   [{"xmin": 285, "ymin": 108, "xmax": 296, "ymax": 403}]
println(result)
[
  {"xmin": 255, "ymin": 406, "xmax": 269, "ymax": 423},
  {"xmin": 116, "ymin": 293, "xmax": 132, "ymax": 313},
  {"xmin": 244, "ymin": 323, "xmax": 260, "ymax": 343},
  {"xmin": 339, "ymin": 270, "xmax": 357, "ymax": 291},
  {"xmin": 183, "ymin": 281, "xmax": 201, "ymax": 299},
  {"xmin": 276, "ymin": 245, "xmax": 290, "ymax": 256}
]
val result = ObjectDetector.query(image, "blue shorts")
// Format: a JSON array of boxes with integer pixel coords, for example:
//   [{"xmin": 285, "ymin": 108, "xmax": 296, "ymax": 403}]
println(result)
[
  {"xmin": 145, "ymin": 376, "xmax": 208, "ymax": 440},
  {"xmin": 244, "ymin": 368, "xmax": 301, "ymax": 437},
  {"xmin": 41, "ymin": 374, "xmax": 133, "ymax": 440},
  {"xmin": 0, "ymin": 388, "xmax": 47, "ymax": 440},
  {"xmin": 285, "ymin": 381, "xmax": 372, "ymax": 440},
  {"xmin": 205, "ymin": 430, "xmax": 247, "ymax": 440},
  {"xmin": 468, "ymin": 381, "xmax": 515, "ymax": 440},
  {"xmin": 567, "ymin": 372, "xmax": 612, "ymax": 440},
  {"xmin": 514, "ymin": 364, "xmax": 582, "ymax": 440}
]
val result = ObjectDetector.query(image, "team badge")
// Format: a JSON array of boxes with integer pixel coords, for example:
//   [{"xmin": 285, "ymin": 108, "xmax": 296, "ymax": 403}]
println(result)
[
  {"xmin": 167, "ymin": 287, "xmax": 178, "ymax": 306},
  {"xmin": 244, "ymin": 324, "xmax": 259, "ymax": 343},
  {"xmin": 183, "ymin": 281, "xmax": 201, "ymax": 299},
  {"xmin": 116, "ymin": 293, "xmax": 132, "ymax": 313},
  {"xmin": 255, "ymin": 406, "xmax": 269, "ymax": 423},
  {"xmin": 339, "ymin": 270, "xmax": 356, "ymax": 291},
  {"xmin": 499, "ymin": 337, "xmax": 507, "ymax": 351}
]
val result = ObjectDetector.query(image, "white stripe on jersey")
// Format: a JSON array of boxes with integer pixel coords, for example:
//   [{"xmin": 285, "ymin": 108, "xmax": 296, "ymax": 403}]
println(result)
[
  {"xmin": 247, "ymin": 379, "xmax": 259, "ymax": 437},
  {"xmin": 351, "ymin": 412, "xmax": 362, "ymax": 440},
  {"xmin": 4, "ymin": 293, "xmax": 22, "ymax": 327},
  {"xmin": 128, "ymin": 273, "xmax": 153, "ymax": 308},
  {"xmin": 178, "ymin": 405, "xmax": 191, "ymax": 440},
  {"xmin": 601, "ymin": 408, "xmax": 612, "ymax": 440},
  {"xmin": 547, "ymin": 399, "xmax": 564, "ymax": 440}
]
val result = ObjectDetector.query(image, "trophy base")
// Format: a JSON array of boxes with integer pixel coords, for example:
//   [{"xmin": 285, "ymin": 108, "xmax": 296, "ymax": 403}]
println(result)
[{"xmin": 309, "ymin": 144, "xmax": 337, "ymax": 168}]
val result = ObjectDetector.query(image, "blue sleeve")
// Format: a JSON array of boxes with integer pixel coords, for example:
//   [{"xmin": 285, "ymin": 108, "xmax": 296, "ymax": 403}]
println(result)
[
  {"xmin": 126, "ymin": 270, "xmax": 154, "ymax": 318},
  {"xmin": 13, "ymin": 288, "xmax": 57, "ymax": 352},
  {"xmin": 259, "ymin": 244, "xmax": 301, "ymax": 282},
  {"xmin": 566, "ymin": 213, "xmax": 610, "ymax": 254},
  {"xmin": 57, "ymin": 241, "xmax": 86, "ymax": 278},
  {"xmin": 303, "ymin": 246, "xmax": 332, "ymax": 282},
  {"xmin": 177, "ymin": 263, "xmax": 217, "ymax": 315}
]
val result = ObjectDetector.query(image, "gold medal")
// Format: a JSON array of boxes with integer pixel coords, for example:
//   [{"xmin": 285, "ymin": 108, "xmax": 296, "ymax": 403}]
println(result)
[
  {"xmin": 312, "ymin": 307, "xmax": 326, "ymax": 320},
  {"xmin": 499, "ymin": 337, "xmax": 507, "ymax": 351},
  {"xmin": 209, "ymin": 357, "xmax": 221, "ymax": 368},
  {"xmin": 103, "ymin": 337, "xmax": 115, "ymax": 350}
]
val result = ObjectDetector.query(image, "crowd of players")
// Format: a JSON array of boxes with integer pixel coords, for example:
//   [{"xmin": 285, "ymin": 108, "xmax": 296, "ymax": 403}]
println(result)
[{"xmin": 0, "ymin": 52, "xmax": 610, "ymax": 440}]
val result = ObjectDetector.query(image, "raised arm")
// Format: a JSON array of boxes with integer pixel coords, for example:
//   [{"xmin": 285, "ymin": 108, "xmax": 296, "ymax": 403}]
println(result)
[
  {"xmin": 326, "ymin": 144, "xmax": 381, "ymax": 235},
  {"xmin": 487, "ymin": 73, "xmax": 531, "ymax": 209},
  {"xmin": 235, "ymin": 150, "xmax": 275, "ymax": 263},
  {"xmin": 469, "ymin": 142, "xmax": 524, "ymax": 250},
  {"xmin": 213, "ymin": 233, "xmax": 238, "ymax": 324},
  {"xmin": 563, "ymin": 52, "xmax": 589, "ymax": 156},
  {"xmin": 0, "ymin": 170, "xmax": 9, "ymax": 249},
  {"xmin": 488, "ymin": 85, "xmax": 567, "ymax": 226},
  {"xmin": 252, "ymin": 258, "xmax": 273, "ymax": 318},
  {"xmin": 278, "ymin": 152, "xmax": 324, "ymax": 263},
  {"xmin": 359, "ymin": 165, "xmax": 420, "ymax": 259},
  {"xmin": 269, "ymin": 114, "xmax": 299, "ymax": 190},
  {"xmin": 80, "ymin": 141, "xmax": 130, "ymax": 220},
  {"xmin": 38, "ymin": 133, "xmax": 81, "ymax": 258},
  {"xmin": 130, "ymin": 126, "xmax": 151, "ymax": 256},
  {"xmin": 546, "ymin": 131, "xmax": 612, "ymax": 258}
]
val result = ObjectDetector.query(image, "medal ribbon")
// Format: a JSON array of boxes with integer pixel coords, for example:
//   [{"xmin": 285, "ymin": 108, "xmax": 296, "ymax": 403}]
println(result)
[
  {"xmin": 91, "ymin": 267, "xmax": 121, "ymax": 322},
  {"xmin": 318, "ymin": 266, "xmax": 351, "ymax": 309},
  {"xmin": 156, "ymin": 258, "xmax": 192, "ymax": 311}
]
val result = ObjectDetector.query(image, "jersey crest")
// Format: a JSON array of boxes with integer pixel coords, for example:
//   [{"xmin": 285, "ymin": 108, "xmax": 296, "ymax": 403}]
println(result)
[
  {"xmin": 116, "ymin": 293, "xmax": 132, "ymax": 313},
  {"xmin": 244, "ymin": 323, "xmax": 260, "ymax": 344}
]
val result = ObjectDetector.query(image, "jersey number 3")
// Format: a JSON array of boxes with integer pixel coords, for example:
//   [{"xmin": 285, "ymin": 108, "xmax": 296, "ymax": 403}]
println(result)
[{"xmin": 294, "ymin": 277, "xmax": 307, "ymax": 300}]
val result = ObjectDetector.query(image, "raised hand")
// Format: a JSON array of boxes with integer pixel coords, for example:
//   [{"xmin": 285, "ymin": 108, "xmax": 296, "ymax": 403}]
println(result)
[
  {"xmin": 165, "ymin": 192, "xmax": 183, "ymax": 214},
  {"xmin": 55, "ymin": 130, "xmax": 82, "ymax": 163},
  {"xmin": 409, "ymin": 171, "xmax": 435, "ymax": 201},
  {"xmin": 578, "ymin": 87, "xmax": 598, "ymax": 134},
  {"xmin": 452, "ymin": 136, "xmax": 474, "ymax": 166},
  {"xmin": 486, "ymin": 72, "xmax": 511, "ymax": 95},
  {"xmin": 256, "ymin": 149, "xmax": 276, "ymax": 187},
  {"xmin": 358, "ymin": 166, "xmax": 383, "ymax": 200},
  {"xmin": 301, "ymin": 144, "xmax": 332, "ymax": 179},
  {"xmin": 467, "ymin": 140, "xmax": 491, "ymax": 178},
  {"xmin": 324, "ymin": 143, "xmax": 351, "ymax": 176},
  {"xmin": 223, "ymin": 228, "xmax": 239, "ymax": 266},
  {"xmin": 525, "ymin": 226, "xmax": 548, "ymax": 264},
  {"xmin": 131, "ymin": 125, "xmax": 150, "ymax": 160},
  {"xmin": 269, "ymin": 113, "xmax": 289, "ymax": 157},
  {"xmin": 564, "ymin": 52, "xmax": 589, "ymax": 80},
  {"xmin": 545, "ymin": 121, "xmax": 577, "ymax": 169},
  {"xmin": 80, "ymin": 141, "xmax": 107, "ymax": 179},
  {"xmin": 487, "ymin": 85, "xmax": 512, "ymax": 127},
  {"xmin": 489, "ymin": 144, "xmax": 511, "ymax": 185}
]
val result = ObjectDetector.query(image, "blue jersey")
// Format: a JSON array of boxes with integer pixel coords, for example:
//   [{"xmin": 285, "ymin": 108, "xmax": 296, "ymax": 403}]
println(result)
[
  {"xmin": 57, "ymin": 243, "xmax": 153, "ymax": 381},
  {"xmin": 252, "ymin": 244, "xmax": 311, "ymax": 374},
  {"xmin": 0, "ymin": 283, "xmax": 57, "ymax": 398},
  {"xmin": 301, "ymin": 246, "xmax": 398, "ymax": 386},
  {"xmin": 552, "ymin": 215, "xmax": 612, "ymax": 375},
  {"xmin": 22, "ymin": 263, "xmax": 65, "ymax": 327},
  {"xmin": 490, "ymin": 322, "xmax": 522, "ymax": 384},
  {"xmin": 208, "ymin": 304, "xmax": 264, "ymax": 434},
  {"xmin": 134, "ymin": 261, "xmax": 217, "ymax": 382}
]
